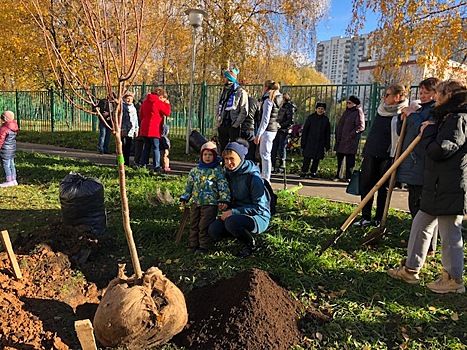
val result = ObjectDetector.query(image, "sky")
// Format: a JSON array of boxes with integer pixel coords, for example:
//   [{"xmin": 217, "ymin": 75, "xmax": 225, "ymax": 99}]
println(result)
[{"xmin": 316, "ymin": 0, "xmax": 380, "ymax": 42}]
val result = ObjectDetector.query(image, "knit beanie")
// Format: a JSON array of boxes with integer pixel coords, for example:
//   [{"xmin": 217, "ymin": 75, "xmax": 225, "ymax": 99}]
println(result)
[
  {"xmin": 200, "ymin": 141, "xmax": 218, "ymax": 158},
  {"xmin": 348, "ymin": 95, "xmax": 361, "ymax": 105},
  {"xmin": 1, "ymin": 111, "xmax": 14, "ymax": 122},
  {"xmin": 223, "ymin": 68, "xmax": 240, "ymax": 83},
  {"xmin": 316, "ymin": 102, "xmax": 326, "ymax": 109},
  {"xmin": 224, "ymin": 141, "xmax": 248, "ymax": 161}
]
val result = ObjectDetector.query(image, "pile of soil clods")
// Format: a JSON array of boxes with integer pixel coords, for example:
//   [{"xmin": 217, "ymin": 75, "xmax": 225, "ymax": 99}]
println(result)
[{"xmin": 174, "ymin": 268, "xmax": 302, "ymax": 350}]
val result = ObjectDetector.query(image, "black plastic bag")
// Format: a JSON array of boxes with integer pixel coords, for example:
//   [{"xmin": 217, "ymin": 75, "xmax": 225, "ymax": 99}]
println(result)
[
  {"xmin": 59, "ymin": 172, "xmax": 107, "ymax": 236},
  {"xmin": 189, "ymin": 130, "xmax": 208, "ymax": 153}
]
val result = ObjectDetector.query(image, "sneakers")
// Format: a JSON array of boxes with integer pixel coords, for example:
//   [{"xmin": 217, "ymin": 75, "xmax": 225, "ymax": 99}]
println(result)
[
  {"xmin": 426, "ymin": 270, "xmax": 465, "ymax": 294},
  {"xmin": 332, "ymin": 178, "xmax": 340, "ymax": 182},
  {"xmin": 387, "ymin": 265, "xmax": 420, "ymax": 285},
  {"xmin": 353, "ymin": 218, "xmax": 372, "ymax": 227},
  {"xmin": 236, "ymin": 245, "xmax": 257, "ymax": 258},
  {"xmin": 0, "ymin": 180, "xmax": 17, "ymax": 188}
]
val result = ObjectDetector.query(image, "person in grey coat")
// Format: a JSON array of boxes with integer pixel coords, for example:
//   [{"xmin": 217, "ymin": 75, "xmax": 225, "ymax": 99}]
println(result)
[
  {"xmin": 300, "ymin": 102, "xmax": 330, "ymax": 178},
  {"xmin": 334, "ymin": 95, "xmax": 365, "ymax": 181},
  {"xmin": 396, "ymin": 77, "xmax": 440, "ymax": 255}
]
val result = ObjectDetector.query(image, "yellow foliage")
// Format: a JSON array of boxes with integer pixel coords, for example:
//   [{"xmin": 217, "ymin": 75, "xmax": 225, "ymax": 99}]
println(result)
[{"xmin": 349, "ymin": 0, "xmax": 467, "ymax": 84}]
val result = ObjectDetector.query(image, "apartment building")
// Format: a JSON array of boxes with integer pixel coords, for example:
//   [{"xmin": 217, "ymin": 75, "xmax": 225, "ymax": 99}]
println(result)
[{"xmin": 315, "ymin": 34, "xmax": 370, "ymax": 85}]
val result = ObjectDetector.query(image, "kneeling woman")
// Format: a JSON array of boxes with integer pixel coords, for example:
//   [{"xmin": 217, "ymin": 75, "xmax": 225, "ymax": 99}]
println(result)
[{"xmin": 208, "ymin": 139, "xmax": 270, "ymax": 258}]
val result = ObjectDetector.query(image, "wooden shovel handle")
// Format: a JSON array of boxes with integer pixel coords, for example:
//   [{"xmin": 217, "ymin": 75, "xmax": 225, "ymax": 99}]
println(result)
[
  {"xmin": 380, "ymin": 117, "xmax": 408, "ymax": 227},
  {"xmin": 340, "ymin": 133, "xmax": 422, "ymax": 231}
]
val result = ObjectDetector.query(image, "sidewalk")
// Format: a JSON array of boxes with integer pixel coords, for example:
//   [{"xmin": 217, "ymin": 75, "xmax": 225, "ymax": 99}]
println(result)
[{"xmin": 17, "ymin": 142, "xmax": 409, "ymax": 212}]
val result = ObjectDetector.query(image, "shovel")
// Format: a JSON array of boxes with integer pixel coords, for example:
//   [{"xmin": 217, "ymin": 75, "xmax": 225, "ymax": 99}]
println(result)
[
  {"xmin": 175, "ymin": 207, "xmax": 190, "ymax": 244},
  {"xmin": 320, "ymin": 132, "xmax": 422, "ymax": 254},
  {"xmin": 361, "ymin": 118, "xmax": 408, "ymax": 245}
]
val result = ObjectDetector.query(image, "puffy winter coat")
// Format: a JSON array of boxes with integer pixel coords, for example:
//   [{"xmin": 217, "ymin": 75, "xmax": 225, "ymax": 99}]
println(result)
[
  {"xmin": 301, "ymin": 112, "xmax": 331, "ymax": 159},
  {"xmin": 396, "ymin": 100, "xmax": 435, "ymax": 185},
  {"xmin": 258, "ymin": 92, "xmax": 284, "ymax": 133},
  {"xmin": 277, "ymin": 100, "xmax": 296, "ymax": 134},
  {"xmin": 139, "ymin": 94, "xmax": 171, "ymax": 138},
  {"xmin": 419, "ymin": 91, "xmax": 467, "ymax": 216},
  {"xmin": 335, "ymin": 106, "xmax": 365, "ymax": 154},
  {"xmin": 225, "ymin": 159, "xmax": 270, "ymax": 234},
  {"xmin": 0, "ymin": 120, "xmax": 18, "ymax": 159}
]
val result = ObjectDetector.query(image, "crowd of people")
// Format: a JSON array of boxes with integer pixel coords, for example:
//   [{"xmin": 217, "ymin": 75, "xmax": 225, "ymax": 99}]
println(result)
[{"xmin": 47, "ymin": 73, "xmax": 466, "ymax": 290}]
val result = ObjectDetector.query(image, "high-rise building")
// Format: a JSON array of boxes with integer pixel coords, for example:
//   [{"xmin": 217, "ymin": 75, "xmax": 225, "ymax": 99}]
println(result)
[{"xmin": 315, "ymin": 34, "xmax": 370, "ymax": 85}]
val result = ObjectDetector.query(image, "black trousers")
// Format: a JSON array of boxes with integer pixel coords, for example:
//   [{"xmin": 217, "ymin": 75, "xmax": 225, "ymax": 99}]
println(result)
[
  {"xmin": 360, "ymin": 155, "xmax": 392, "ymax": 221},
  {"xmin": 218, "ymin": 125, "xmax": 241, "ymax": 152},
  {"xmin": 336, "ymin": 153, "xmax": 356, "ymax": 180}
]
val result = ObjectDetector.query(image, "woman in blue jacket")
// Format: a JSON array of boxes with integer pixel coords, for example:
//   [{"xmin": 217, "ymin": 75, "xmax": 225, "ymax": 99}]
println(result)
[{"xmin": 209, "ymin": 139, "xmax": 270, "ymax": 258}]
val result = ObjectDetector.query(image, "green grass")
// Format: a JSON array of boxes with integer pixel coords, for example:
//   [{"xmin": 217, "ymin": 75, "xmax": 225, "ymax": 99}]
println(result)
[{"xmin": 2, "ymin": 140, "xmax": 467, "ymax": 349}]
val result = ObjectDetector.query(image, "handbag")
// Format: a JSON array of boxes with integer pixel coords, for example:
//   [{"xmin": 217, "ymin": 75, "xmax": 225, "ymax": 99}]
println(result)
[{"xmin": 346, "ymin": 169, "xmax": 361, "ymax": 196}]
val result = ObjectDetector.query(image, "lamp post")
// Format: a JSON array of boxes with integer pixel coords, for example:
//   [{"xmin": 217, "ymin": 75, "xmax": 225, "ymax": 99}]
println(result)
[{"xmin": 185, "ymin": 8, "xmax": 207, "ymax": 154}]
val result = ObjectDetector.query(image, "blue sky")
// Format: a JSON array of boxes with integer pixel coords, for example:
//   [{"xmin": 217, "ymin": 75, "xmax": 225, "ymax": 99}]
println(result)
[{"xmin": 316, "ymin": 0, "xmax": 379, "ymax": 42}]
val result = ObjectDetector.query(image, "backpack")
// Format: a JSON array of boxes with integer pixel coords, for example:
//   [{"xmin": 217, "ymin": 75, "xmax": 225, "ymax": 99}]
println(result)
[{"xmin": 247, "ymin": 174, "xmax": 277, "ymax": 215}]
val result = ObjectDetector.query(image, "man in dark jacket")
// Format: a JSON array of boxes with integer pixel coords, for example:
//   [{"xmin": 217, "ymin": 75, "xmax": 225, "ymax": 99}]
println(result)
[
  {"xmin": 241, "ymin": 95, "xmax": 260, "ymax": 161},
  {"xmin": 271, "ymin": 93, "xmax": 296, "ymax": 173},
  {"xmin": 217, "ymin": 68, "xmax": 248, "ymax": 152},
  {"xmin": 95, "ymin": 93, "xmax": 116, "ymax": 154}
]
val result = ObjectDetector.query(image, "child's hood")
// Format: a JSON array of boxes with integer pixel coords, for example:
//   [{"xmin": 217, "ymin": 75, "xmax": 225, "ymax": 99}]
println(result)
[{"xmin": 3, "ymin": 120, "xmax": 18, "ymax": 132}]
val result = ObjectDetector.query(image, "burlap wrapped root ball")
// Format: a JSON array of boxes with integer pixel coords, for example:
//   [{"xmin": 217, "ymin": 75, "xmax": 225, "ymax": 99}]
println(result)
[{"xmin": 93, "ymin": 265, "xmax": 188, "ymax": 349}]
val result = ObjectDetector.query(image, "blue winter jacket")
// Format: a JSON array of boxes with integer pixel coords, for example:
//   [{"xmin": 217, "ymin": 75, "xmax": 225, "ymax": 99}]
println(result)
[
  {"xmin": 396, "ymin": 100, "xmax": 435, "ymax": 185},
  {"xmin": 226, "ymin": 159, "xmax": 270, "ymax": 233}
]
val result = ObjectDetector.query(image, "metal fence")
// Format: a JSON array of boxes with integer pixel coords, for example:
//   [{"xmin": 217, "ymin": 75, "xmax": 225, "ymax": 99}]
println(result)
[{"xmin": 2, "ymin": 82, "xmax": 419, "ymax": 143}]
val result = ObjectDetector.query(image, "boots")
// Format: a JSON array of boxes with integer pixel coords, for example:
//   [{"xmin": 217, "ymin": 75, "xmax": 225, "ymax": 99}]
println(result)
[{"xmin": 236, "ymin": 230, "xmax": 257, "ymax": 258}]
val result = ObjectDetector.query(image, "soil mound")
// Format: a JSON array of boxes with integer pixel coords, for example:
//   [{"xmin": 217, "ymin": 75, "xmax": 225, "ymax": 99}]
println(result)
[{"xmin": 174, "ymin": 268, "xmax": 302, "ymax": 350}]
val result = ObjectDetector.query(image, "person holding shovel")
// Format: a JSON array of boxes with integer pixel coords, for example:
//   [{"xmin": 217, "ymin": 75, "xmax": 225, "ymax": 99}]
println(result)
[
  {"xmin": 395, "ymin": 77, "xmax": 440, "ymax": 255},
  {"xmin": 353, "ymin": 84, "xmax": 409, "ymax": 227},
  {"xmin": 388, "ymin": 79, "xmax": 467, "ymax": 294}
]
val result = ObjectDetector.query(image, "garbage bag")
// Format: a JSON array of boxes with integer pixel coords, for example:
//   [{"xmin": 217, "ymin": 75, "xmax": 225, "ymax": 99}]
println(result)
[
  {"xmin": 59, "ymin": 172, "xmax": 107, "ymax": 236},
  {"xmin": 189, "ymin": 130, "xmax": 208, "ymax": 153}
]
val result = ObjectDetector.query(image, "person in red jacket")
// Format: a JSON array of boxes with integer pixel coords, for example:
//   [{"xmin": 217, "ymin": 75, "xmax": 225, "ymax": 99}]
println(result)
[
  {"xmin": 0, "ymin": 111, "xmax": 19, "ymax": 187},
  {"xmin": 138, "ymin": 87, "xmax": 171, "ymax": 172}
]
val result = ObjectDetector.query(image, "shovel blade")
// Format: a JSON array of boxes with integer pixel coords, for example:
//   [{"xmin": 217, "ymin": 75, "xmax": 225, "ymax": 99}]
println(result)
[{"xmin": 320, "ymin": 229, "xmax": 345, "ymax": 255}]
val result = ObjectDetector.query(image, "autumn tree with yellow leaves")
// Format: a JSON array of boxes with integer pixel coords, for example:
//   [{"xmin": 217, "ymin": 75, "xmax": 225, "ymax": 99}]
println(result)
[
  {"xmin": 0, "ymin": 0, "xmax": 331, "ymax": 90},
  {"xmin": 349, "ymin": 0, "xmax": 467, "ymax": 84}
]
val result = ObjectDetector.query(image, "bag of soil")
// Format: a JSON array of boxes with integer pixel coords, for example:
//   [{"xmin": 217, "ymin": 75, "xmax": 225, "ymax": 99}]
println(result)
[{"xmin": 59, "ymin": 172, "xmax": 107, "ymax": 236}]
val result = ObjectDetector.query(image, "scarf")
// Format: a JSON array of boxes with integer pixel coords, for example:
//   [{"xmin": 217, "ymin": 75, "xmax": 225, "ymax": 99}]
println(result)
[
  {"xmin": 377, "ymin": 99, "xmax": 409, "ymax": 157},
  {"xmin": 198, "ymin": 156, "xmax": 222, "ymax": 169},
  {"xmin": 218, "ymin": 82, "xmax": 239, "ymax": 121},
  {"xmin": 377, "ymin": 100, "xmax": 408, "ymax": 117}
]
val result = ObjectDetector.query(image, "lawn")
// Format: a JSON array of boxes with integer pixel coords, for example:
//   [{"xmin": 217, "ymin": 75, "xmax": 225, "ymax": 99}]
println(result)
[{"xmin": 4, "ymin": 131, "xmax": 467, "ymax": 349}]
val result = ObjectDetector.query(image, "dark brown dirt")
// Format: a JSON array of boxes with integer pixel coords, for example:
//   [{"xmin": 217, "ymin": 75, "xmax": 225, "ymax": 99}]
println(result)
[
  {"xmin": 0, "ymin": 223, "xmax": 330, "ymax": 349},
  {"xmin": 173, "ymin": 268, "xmax": 303, "ymax": 350}
]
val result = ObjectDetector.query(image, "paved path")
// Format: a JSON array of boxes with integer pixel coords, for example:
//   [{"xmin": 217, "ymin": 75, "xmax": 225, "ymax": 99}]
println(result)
[{"xmin": 17, "ymin": 142, "xmax": 409, "ymax": 212}]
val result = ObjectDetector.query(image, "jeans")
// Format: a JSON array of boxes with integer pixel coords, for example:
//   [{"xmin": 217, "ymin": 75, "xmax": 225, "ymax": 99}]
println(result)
[
  {"xmin": 259, "ymin": 131, "xmax": 277, "ymax": 181},
  {"xmin": 406, "ymin": 211, "xmax": 464, "ymax": 280},
  {"xmin": 141, "ymin": 137, "xmax": 160, "ymax": 169},
  {"xmin": 1, "ymin": 157, "xmax": 16, "ymax": 181},
  {"xmin": 98, "ymin": 121, "xmax": 111, "ymax": 153},
  {"xmin": 271, "ymin": 131, "xmax": 289, "ymax": 170}
]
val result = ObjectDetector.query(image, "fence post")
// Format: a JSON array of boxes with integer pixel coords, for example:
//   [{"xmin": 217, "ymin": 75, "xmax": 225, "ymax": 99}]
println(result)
[
  {"xmin": 49, "ymin": 89, "xmax": 55, "ymax": 132},
  {"xmin": 15, "ymin": 89, "xmax": 20, "ymax": 128},
  {"xmin": 91, "ymin": 84, "xmax": 97, "ymax": 133},
  {"xmin": 368, "ymin": 82, "xmax": 379, "ymax": 128},
  {"xmin": 141, "ymin": 81, "xmax": 147, "ymax": 96},
  {"xmin": 199, "ymin": 81, "xmax": 207, "ymax": 135}
]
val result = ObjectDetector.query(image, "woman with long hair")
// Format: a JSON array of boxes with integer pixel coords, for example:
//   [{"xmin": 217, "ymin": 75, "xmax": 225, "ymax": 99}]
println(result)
[{"xmin": 254, "ymin": 80, "xmax": 283, "ymax": 181}]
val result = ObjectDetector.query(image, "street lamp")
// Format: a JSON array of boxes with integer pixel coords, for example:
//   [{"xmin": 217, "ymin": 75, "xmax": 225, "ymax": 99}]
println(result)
[{"xmin": 185, "ymin": 8, "xmax": 207, "ymax": 154}]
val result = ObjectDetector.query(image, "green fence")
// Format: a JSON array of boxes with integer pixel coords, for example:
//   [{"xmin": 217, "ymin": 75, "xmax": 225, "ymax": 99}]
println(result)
[{"xmin": 2, "ymin": 82, "xmax": 419, "ymax": 146}]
